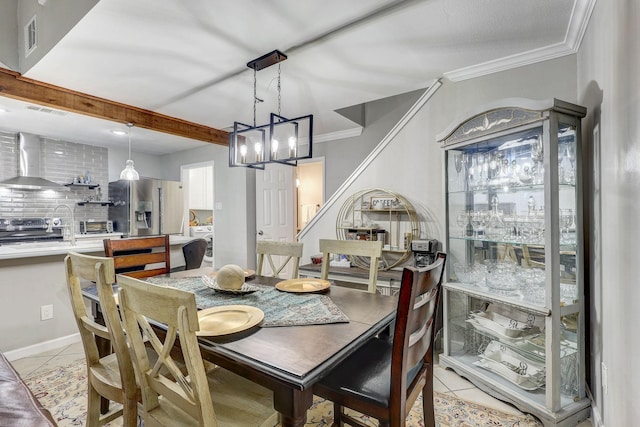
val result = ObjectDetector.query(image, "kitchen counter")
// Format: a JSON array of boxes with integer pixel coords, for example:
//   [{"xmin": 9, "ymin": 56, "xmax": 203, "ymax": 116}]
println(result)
[{"xmin": 0, "ymin": 234, "xmax": 195, "ymax": 260}]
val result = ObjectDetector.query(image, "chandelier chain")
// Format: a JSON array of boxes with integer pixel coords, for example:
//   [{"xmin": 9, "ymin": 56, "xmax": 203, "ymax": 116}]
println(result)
[
  {"xmin": 253, "ymin": 68, "xmax": 257, "ymax": 127},
  {"xmin": 277, "ymin": 63, "xmax": 282, "ymax": 116}
]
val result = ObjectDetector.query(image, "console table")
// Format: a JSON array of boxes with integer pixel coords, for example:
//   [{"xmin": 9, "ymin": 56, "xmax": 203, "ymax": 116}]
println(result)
[{"xmin": 299, "ymin": 263, "xmax": 403, "ymax": 295}]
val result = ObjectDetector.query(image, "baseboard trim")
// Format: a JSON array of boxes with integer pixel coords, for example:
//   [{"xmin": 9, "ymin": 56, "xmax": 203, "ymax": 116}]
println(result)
[{"xmin": 4, "ymin": 333, "xmax": 81, "ymax": 362}]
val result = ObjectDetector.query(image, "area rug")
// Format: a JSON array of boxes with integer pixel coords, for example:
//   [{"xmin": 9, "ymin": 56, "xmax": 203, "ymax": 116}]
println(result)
[{"xmin": 24, "ymin": 359, "xmax": 542, "ymax": 427}]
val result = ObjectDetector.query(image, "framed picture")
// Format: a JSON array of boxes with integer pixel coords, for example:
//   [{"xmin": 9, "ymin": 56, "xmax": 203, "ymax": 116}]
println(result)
[{"xmin": 370, "ymin": 196, "xmax": 397, "ymax": 210}]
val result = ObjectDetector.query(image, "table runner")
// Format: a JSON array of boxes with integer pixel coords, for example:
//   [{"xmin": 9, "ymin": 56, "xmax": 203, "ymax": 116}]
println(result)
[{"xmin": 144, "ymin": 276, "xmax": 349, "ymax": 327}]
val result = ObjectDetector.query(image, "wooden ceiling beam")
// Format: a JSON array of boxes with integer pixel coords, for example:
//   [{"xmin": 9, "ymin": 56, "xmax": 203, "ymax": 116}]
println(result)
[{"xmin": 0, "ymin": 67, "xmax": 229, "ymax": 146}]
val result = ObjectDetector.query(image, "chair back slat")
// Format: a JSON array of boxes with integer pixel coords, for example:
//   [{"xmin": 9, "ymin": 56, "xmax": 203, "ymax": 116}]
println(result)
[
  {"xmin": 104, "ymin": 235, "xmax": 171, "ymax": 277},
  {"xmin": 256, "ymin": 240, "xmax": 303, "ymax": 278},
  {"xmin": 319, "ymin": 239, "xmax": 383, "ymax": 293}
]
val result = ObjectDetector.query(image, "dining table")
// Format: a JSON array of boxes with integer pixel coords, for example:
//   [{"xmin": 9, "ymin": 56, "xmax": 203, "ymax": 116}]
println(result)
[{"xmin": 83, "ymin": 267, "xmax": 398, "ymax": 427}]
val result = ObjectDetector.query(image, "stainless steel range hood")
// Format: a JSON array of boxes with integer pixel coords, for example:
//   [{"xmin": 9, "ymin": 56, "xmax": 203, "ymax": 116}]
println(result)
[{"xmin": 0, "ymin": 133, "xmax": 68, "ymax": 191}]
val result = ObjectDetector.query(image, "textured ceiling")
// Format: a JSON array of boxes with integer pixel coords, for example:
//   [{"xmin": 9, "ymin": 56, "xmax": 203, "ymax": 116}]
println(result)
[{"xmin": 0, "ymin": 0, "xmax": 592, "ymax": 154}]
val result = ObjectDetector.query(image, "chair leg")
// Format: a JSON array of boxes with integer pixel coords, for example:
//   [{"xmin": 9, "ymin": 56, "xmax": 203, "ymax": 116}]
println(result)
[
  {"xmin": 86, "ymin": 381, "xmax": 101, "ymax": 427},
  {"xmin": 422, "ymin": 371, "xmax": 436, "ymax": 427},
  {"xmin": 122, "ymin": 397, "xmax": 139, "ymax": 427}
]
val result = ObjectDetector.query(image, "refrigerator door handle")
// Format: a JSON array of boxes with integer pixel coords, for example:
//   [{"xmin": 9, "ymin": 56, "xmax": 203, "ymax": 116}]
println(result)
[{"xmin": 158, "ymin": 187, "xmax": 164, "ymax": 235}]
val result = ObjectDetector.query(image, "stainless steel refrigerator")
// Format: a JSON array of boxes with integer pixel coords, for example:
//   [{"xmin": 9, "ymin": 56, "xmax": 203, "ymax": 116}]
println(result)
[{"xmin": 108, "ymin": 179, "xmax": 184, "ymax": 236}]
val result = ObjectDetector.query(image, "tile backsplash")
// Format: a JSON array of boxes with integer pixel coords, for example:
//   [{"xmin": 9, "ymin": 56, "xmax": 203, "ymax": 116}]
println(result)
[{"xmin": 0, "ymin": 131, "xmax": 109, "ymax": 232}]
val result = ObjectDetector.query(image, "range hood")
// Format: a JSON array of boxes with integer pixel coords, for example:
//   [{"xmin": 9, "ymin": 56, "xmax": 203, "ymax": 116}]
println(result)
[{"xmin": 0, "ymin": 133, "xmax": 68, "ymax": 191}]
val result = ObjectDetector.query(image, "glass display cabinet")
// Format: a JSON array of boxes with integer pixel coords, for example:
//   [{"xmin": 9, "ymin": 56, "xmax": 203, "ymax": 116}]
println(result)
[{"xmin": 437, "ymin": 99, "xmax": 590, "ymax": 426}]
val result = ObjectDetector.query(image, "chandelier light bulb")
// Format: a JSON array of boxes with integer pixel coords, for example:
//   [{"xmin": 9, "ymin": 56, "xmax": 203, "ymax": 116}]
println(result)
[
  {"xmin": 239, "ymin": 144, "xmax": 247, "ymax": 163},
  {"xmin": 254, "ymin": 141, "xmax": 262, "ymax": 162},
  {"xmin": 271, "ymin": 138, "xmax": 279, "ymax": 160},
  {"xmin": 288, "ymin": 136, "xmax": 297, "ymax": 158}
]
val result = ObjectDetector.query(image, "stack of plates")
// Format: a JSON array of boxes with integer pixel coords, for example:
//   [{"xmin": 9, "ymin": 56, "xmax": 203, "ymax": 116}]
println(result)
[
  {"xmin": 474, "ymin": 341, "xmax": 545, "ymax": 390},
  {"xmin": 467, "ymin": 311, "xmax": 540, "ymax": 341}
]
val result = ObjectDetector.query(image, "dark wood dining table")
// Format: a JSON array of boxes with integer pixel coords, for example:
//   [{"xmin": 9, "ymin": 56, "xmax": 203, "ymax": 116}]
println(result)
[{"xmin": 83, "ymin": 267, "xmax": 398, "ymax": 427}]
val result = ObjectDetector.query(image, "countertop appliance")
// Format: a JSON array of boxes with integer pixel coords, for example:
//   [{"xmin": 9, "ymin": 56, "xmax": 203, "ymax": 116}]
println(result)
[
  {"xmin": 108, "ymin": 179, "xmax": 184, "ymax": 237},
  {"xmin": 0, "ymin": 218, "xmax": 63, "ymax": 244},
  {"xmin": 411, "ymin": 239, "xmax": 439, "ymax": 268},
  {"xmin": 79, "ymin": 220, "xmax": 113, "ymax": 234},
  {"xmin": 189, "ymin": 225, "xmax": 213, "ymax": 266}
]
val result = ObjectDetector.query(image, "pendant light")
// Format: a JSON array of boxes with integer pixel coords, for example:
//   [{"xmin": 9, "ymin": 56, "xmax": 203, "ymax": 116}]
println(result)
[
  {"xmin": 120, "ymin": 122, "xmax": 140, "ymax": 180},
  {"xmin": 229, "ymin": 50, "xmax": 313, "ymax": 168}
]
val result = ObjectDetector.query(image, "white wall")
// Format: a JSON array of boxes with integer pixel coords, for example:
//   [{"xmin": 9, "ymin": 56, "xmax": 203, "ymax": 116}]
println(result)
[
  {"xmin": 161, "ymin": 143, "xmax": 257, "ymax": 268},
  {"xmin": 577, "ymin": 0, "xmax": 640, "ymax": 425}
]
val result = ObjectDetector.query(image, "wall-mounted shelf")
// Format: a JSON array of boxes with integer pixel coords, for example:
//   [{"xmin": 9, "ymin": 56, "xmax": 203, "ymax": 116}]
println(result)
[
  {"xmin": 65, "ymin": 183, "xmax": 100, "ymax": 189},
  {"xmin": 77, "ymin": 201, "xmax": 113, "ymax": 206}
]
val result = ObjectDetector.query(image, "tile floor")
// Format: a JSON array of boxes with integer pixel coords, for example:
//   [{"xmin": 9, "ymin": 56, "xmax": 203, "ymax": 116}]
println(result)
[{"xmin": 11, "ymin": 342, "xmax": 593, "ymax": 426}]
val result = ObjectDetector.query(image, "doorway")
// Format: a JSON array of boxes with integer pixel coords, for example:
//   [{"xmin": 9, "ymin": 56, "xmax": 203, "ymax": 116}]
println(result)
[
  {"xmin": 296, "ymin": 159, "xmax": 324, "ymax": 233},
  {"xmin": 181, "ymin": 161, "xmax": 215, "ymax": 267}
]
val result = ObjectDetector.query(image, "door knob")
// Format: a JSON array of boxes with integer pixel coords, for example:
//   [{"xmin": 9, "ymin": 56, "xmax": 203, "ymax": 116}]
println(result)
[{"xmin": 258, "ymin": 230, "xmax": 264, "ymax": 236}]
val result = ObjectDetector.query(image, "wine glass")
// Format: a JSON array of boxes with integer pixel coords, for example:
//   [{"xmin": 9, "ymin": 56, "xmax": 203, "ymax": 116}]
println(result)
[
  {"xmin": 456, "ymin": 211, "xmax": 469, "ymax": 237},
  {"xmin": 560, "ymin": 209, "xmax": 574, "ymax": 243},
  {"xmin": 453, "ymin": 153, "xmax": 463, "ymax": 175}
]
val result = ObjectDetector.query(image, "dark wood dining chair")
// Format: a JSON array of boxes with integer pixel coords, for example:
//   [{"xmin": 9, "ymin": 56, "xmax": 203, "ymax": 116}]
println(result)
[
  {"xmin": 256, "ymin": 240, "xmax": 303, "ymax": 278},
  {"xmin": 182, "ymin": 238, "xmax": 208, "ymax": 270},
  {"xmin": 313, "ymin": 252, "xmax": 447, "ymax": 427},
  {"xmin": 64, "ymin": 252, "xmax": 139, "ymax": 427},
  {"xmin": 103, "ymin": 235, "xmax": 170, "ymax": 278}
]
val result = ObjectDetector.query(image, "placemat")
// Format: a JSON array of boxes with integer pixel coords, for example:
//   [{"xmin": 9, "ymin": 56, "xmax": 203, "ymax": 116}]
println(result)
[{"xmin": 145, "ymin": 276, "xmax": 349, "ymax": 327}]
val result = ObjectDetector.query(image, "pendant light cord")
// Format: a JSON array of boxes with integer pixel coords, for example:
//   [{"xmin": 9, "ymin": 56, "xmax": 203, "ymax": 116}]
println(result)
[{"xmin": 127, "ymin": 123, "xmax": 133, "ymax": 159}]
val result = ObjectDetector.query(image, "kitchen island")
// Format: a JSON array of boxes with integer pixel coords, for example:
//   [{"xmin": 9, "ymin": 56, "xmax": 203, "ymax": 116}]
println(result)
[{"xmin": 0, "ymin": 234, "xmax": 196, "ymax": 359}]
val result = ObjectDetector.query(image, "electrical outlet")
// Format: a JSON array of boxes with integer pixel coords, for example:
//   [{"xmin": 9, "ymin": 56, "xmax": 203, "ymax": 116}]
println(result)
[
  {"xmin": 40, "ymin": 304, "xmax": 54, "ymax": 321},
  {"xmin": 601, "ymin": 362, "xmax": 608, "ymax": 394}
]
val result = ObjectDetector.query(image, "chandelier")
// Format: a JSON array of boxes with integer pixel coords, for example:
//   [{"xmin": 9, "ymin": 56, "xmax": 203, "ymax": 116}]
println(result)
[{"xmin": 229, "ymin": 50, "xmax": 313, "ymax": 169}]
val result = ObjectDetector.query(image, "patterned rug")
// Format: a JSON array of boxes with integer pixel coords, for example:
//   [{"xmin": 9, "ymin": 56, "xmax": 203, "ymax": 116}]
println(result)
[{"xmin": 24, "ymin": 359, "xmax": 542, "ymax": 427}]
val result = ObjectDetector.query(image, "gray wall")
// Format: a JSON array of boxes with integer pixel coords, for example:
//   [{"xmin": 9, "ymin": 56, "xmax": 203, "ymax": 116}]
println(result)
[
  {"xmin": 301, "ymin": 55, "xmax": 577, "ymax": 263},
  {"xmin": 577, "ymin": 1, "xmax": 639, "ymax": 425},
  {"xmin": 316, "ymin": 89, "xmax": 424, "ymax": 197},
  {"xmin": 17, "ymin": 0, "xmax": 98, "ymax": 73},
  {"xmin": 0, "ymin": 0, "xmax": 18, "ymax": 70}
]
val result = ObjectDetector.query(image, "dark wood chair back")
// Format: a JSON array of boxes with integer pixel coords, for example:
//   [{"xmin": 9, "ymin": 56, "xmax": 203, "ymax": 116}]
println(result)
[
  {"xmin": 182, "ymin": 238, "xmax": 208, "ymax": 270},
  {"xmin": 313, "ymin": 252, "xmax": 447, "ymax": 427},
  {"xmin": 103, "ymin": 235, "xmax": 170, "ymax": 278},
  {"xmin": 390, "ymin": 252, "xmax": 446, "ymax": 423}
]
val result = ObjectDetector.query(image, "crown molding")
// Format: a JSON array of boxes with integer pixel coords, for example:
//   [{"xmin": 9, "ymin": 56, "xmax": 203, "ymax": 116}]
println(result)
[
  {"xmin": 314, "ymin": 126, "xmax": 363, "ymax": 143},
  {"xmin": 444, "ymin": 0, "xmax": 596, "ymax": 82}
]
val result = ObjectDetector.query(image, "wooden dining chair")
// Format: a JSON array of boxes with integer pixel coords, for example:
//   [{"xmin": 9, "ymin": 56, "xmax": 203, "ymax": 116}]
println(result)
[
  {"xmin": 116, "ymin": 274, "xmax": 275, "ymax": 426},
  {"xmin": 313, "ymin": 252, "xmax": 447, "ymax": 427},
  {"xmin": 64, "ymin": 252, "xmax": 139, "ymax": 427},
  {"xmin": 256, "ymin": 240, "xmax": 303, "ymax": 278},
  {"xmin": 182, "ymin": 238, "xmax": 208, "ymax": 270},
  {"xmin": 103, "ymin": 235, "xmax": 170, "ymax": 278},
  {"xmin": 319, "ymin": 239, "xmax": 383, "ymax": 293}
]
